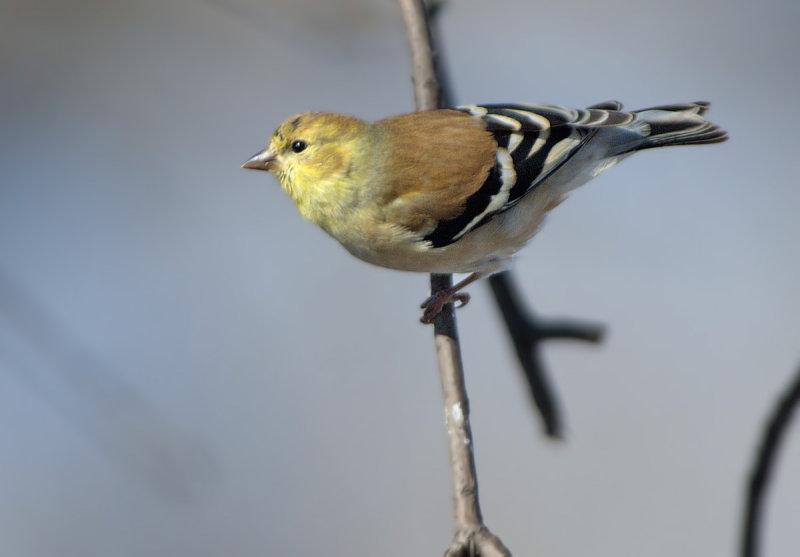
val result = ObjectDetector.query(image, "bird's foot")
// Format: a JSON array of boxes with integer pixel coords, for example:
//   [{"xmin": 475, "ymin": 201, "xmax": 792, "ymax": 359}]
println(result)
[{"xmin": 420, "ymin": 288, "xmax": 470, "ymax": 324}]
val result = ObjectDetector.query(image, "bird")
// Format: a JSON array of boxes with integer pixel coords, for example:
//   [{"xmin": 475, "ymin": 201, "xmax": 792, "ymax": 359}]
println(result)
[{"xmin": 242, "ymin": 101, "xmax": 727, "ymax": 323}]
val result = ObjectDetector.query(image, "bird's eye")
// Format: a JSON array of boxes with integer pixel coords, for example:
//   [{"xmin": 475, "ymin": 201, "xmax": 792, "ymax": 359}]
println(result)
[{"xmin": 291, "ymin": 140, "xmax": 307, "ymax": 153}]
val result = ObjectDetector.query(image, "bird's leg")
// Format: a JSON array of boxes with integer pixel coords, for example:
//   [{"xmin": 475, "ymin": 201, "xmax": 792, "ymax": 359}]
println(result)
[{"xmin": 420, "ymin": 272, "xmax": 482, "ymax": 324}]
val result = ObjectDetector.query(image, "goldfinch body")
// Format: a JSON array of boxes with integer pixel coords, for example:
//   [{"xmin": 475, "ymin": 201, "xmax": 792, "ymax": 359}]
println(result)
[{"xmin": 244, "ymin": 101, "xmax": 726, "ymax": 277}]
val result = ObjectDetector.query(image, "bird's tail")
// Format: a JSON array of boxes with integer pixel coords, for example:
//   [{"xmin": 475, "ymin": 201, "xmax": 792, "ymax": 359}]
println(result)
[{"xmin": 628, "ymin": 102, "xmax": 728, "ymax": 151}]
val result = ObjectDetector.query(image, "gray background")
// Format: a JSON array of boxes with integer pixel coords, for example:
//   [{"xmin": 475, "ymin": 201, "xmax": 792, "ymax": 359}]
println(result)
[{"xmin": 2, "ymin": 0, "xmax": 799, "ymax": 555}]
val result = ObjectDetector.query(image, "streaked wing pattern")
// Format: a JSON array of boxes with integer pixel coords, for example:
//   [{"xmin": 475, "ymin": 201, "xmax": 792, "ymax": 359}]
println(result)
[{"xmin": 423, "ymin": 103, "xmax": 631, "ymax": 248}]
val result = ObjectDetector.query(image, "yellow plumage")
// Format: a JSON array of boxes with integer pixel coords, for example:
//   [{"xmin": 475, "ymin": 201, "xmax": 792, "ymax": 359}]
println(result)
[{"xmin": 243, "ymin": 102, "xmax": 726, "ymax": 322}]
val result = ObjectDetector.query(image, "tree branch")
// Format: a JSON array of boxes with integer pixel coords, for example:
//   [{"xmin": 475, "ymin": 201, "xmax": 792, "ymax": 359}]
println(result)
[
  {"xmin": 397, "ymin": 1, "xmax": 510, "ymax": 554},
  {"xmin": 488, "ymin": 272, "xmax": 604, "ymax": 438},
  {"xmin": 398, "ymin": 0, "xmax": 440, "ymax": 112},
  {"xmin": 741, "ymin": 363, "xmax": 800, "ymax": 557},
  {"xmin": 423, "ymin": 1, "xmax": 604, "ymax": 439}
]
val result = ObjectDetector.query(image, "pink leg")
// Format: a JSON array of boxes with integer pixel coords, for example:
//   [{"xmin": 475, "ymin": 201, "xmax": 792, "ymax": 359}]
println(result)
[{"xmin": 420, "ymin": 272, "xmax": 483, "ymax": 324}]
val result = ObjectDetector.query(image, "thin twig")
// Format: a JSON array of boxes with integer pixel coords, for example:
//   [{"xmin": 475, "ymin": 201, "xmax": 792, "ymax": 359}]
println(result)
[
  {"xmin": 488, "ymin": 272, "xmax": 604, "ymax": 438},
  {"xmin": 398, "ymin": 0, "xmax": 440, "ymax": 112},
  {"xmin": 741, "ymin": 364, "xmax": 800, "ymax": 557},
  {"xmin": 424, "ymin": 1, "xmax": 604, "ymax": 439},
  {"xmin": 396, "ymin": 1, "xmax": 510, "ymax": 555}
]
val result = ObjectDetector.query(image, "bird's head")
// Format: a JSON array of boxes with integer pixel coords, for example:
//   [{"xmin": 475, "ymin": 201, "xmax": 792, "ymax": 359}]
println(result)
[{"xmin": 242, "ymin": 112, "xmax": 373, "ymax": 209}]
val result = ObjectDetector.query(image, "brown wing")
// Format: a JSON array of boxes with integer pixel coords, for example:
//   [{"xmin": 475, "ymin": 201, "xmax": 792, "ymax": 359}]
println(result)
[{"xmin": 372, "ymin": 110, "xmax": 497, "ymax": 236}]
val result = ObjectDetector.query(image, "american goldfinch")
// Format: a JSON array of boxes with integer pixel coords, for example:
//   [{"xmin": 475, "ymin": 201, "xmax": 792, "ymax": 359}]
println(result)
[{"xmin": 243, "ymin": 101, "xmax": 726, "ymax": 323}]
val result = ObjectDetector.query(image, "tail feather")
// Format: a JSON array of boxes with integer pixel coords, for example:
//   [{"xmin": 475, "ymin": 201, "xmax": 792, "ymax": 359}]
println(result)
[
  {"xmin": 635, "ymin": 101, "xmax": 710, "ymax": 115},
  {"xmin": 631, "ymin": 101, "xmax": 728, "ymax": 151},
  {"xmin": 587, "ymin": 100, "xmax": 623, "ymax": 111}
]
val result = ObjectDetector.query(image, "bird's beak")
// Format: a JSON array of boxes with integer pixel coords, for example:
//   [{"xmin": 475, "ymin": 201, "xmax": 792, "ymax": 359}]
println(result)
[{"xmin": 241, "ymin": 148, "xmax": 278, "ymax": 172}]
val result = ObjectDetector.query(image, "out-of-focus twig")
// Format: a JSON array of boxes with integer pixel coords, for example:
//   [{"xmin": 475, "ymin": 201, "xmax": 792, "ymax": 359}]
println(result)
[
  {"xmin": 489, "ymin": 273, "xmax": 604, "ymax": 438},
  {"xmin": 424, "ymin": 0, "xmax": 605, "ymax": 439},
  {"xmin": 397, "ymin": 0, "xmax": 510, "ymax": 554},
  {"xmin": 741, "ymin": 364, "xmax": 800, "ymax": 557}
]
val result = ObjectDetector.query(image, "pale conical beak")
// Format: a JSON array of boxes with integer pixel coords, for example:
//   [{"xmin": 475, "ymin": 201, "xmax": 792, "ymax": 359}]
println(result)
[{"xmin": 241, "ymin": 148, "xmax": 277, "ymax": 171}]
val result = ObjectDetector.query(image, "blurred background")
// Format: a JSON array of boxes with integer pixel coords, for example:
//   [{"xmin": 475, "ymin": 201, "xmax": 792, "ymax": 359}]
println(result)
[{"xmin": 2, "ymin": 0, "xmax": 799, "ymax": 555}]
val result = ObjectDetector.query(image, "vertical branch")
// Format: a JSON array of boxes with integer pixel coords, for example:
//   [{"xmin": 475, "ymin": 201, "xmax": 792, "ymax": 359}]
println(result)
[
  {"xmin": 397, "ymin": 0, "xmax": 441, "ymax": 111},
  {"xmin": 488, "ymin": 272, "xmax": 604, "ymax": 438},
  {"xmin": 422, "ymin": 2, "xmax": 603, "ymax": 440},
  {"xmin": 396, "ymin": 1, "xmax": 510, "ymax": 554},
  {"xmin": 741, "ymin": 364, "xmax": 800, "ymax": 557}
]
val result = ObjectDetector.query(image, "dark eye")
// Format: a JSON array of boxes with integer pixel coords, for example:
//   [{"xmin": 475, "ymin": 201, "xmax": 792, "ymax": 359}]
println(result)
[{"xmin": 291, "ymin": 140, "xmax": 307, "ymax": 153}]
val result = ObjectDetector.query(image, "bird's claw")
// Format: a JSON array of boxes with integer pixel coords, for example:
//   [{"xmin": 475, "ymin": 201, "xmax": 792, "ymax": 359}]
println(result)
[{"xmin": 420, "ymin": 290, "xmax": 470, "ymax": 324}]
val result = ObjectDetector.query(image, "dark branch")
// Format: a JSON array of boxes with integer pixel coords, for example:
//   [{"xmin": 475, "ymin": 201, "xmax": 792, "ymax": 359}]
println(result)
[
  {"xmin": 488, "ymin": 273, "xmax": 604, "ymax": 438},
  {"xmin": 741, "ymin": 363, "xmax": 800, "ymax": 557},
  {"xmin": 424, "ymin": 2, "xmax": 605, "ymax": 439}
]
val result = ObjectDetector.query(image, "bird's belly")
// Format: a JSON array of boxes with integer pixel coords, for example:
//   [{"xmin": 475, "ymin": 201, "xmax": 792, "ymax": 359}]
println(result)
[{"xmin": 337, "ymin": 186, "xmax": 563, "ymax": 275}]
